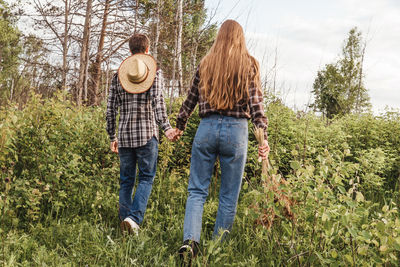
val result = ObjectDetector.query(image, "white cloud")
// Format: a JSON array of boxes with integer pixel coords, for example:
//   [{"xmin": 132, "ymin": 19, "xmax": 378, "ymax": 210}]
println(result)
[{"xmin": 207, "ymin": 0, "xmax": 400, "ymax": 113}]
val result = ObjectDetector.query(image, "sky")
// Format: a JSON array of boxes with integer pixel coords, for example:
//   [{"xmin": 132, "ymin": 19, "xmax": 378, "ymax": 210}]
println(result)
[{"xmin": 205, "ymin": 0, "xmax": 400, "ymax": 113}]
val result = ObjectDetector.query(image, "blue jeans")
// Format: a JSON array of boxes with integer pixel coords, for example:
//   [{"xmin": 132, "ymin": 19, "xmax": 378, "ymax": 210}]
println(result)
[
  {"xmin": 183, "ymin": 115, "xmax": 248, "ymax": 242},
  {"xmin": 118, "ymin": 136, "xmax": 158, "ymax": 225}
]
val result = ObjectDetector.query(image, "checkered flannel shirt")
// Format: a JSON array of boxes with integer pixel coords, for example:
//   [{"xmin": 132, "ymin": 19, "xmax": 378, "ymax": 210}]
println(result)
[
  {"xmin": 176, "ymin": 70, "xmax": 268, "ymax": 140},
  {"xmin": 106, "ymin": 69, "xmax": 171, "ymax": 148}
]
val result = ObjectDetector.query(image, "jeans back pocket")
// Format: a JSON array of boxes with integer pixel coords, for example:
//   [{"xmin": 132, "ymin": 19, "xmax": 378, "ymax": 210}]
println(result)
[
  {"xmin": 194, "ymin": 120, "xmax": 211, "ymax": 146},
  {"xmin": 227, "ymin": 122, "xmax": 248, "ymax": 148}
]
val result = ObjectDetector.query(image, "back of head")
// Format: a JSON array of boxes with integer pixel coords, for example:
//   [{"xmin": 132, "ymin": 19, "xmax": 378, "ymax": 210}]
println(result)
[
  {"xmin": 129, "ymin": 34, "xmax": 150, "ymax": 54},
  {"xmin": 199, "ymin": 20, "xmax": 261, "ymax": 110}
]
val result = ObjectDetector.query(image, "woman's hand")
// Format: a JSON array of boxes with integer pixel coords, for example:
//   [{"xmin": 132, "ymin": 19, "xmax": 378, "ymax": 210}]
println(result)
[
  {"xmin": 258, "ymin": 140, "xmax": 270, "ymax": 160},
  {"xmin": 173, "ymin": 129, "xmax": 183, "ymax": 141}
]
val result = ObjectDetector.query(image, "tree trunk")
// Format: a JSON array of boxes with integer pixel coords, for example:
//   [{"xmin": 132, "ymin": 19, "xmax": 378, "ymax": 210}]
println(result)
[
  {"xmin": 92, "ymin": 0, "xmax": 110, "ymax": 105},
  {"xmin": 153, "ymin": 0, "xmax": 161, "ymax": 61},
  {"xmin": 10, "ymin": 78, "xmax": 14, "ymax": 101},
  {"xmin": 134, "ymin": 0, "xmax": 139, "ymax": 34},
  {"xmin": 355, "ymin": 41, "xmax": 366, "ymax": 113},
  {"xmin": 77, "ymin": 0, "xmax": 93, "ymax": 106},
  {"xmin": 176, "ymin": 0, "xmax": 183, "ymax": 96},
  {"xmin": 83, "ymin": 54, "xmax": 90, "ymax": 103},
  {"xmin": 191, "ymin": 38, "xmax": 198, "ymax": 75},
  {"xmin": 62, "ymin": 0, "xmax": 69, "ymax": 91},
  {"xmin": 272, "ymin": 46, "xmax": 278, "ymax": 95},
  {"xmin": 104, "ymin": 9, "xmax": 118, "ymax": 100},
  {"xmin": 105, "ymin": 60, "xmax": 111, "ymax": 98},
  {"xmin": 169, "ymin": 0, "xmax": 180, "ymax": 112}
]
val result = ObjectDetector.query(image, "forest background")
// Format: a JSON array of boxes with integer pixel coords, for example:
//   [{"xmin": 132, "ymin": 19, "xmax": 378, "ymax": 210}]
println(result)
[{"xmin": 1, "ymin": 0, "xmax": 400, "ymax": 266}]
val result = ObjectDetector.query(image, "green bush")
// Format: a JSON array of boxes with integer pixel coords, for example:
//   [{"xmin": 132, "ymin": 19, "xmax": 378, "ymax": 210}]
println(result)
[{"xmin": 1, "ymin": 93, "xmax": 118, "ymax": 227}]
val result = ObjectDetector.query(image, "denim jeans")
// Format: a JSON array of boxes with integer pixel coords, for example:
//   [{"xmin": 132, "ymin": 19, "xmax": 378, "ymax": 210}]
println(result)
[
  {"xmin": 118, "ymin": 136, "xmax": 158, "ymax": 225},
  {"xmin": 183, "ymin": 115, "xmax": 248, "ymax": 242}
]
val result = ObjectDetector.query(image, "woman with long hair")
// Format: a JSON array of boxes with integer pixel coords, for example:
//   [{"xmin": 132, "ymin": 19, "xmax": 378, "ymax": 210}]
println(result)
[{"xmin": 174, "ymin": 19, "xmax": 269, "ymax": 259}]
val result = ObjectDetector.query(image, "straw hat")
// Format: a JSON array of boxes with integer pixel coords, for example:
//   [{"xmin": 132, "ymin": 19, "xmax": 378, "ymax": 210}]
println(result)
[{"xmin": 118, "ymin": 53, "xmax": 157, "ymax": 94}]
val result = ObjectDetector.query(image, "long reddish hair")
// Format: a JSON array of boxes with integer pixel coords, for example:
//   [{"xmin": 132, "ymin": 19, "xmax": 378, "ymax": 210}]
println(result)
[{"xmin": 199, "ymin": 20, "xmax": 261, "ymax": 110}]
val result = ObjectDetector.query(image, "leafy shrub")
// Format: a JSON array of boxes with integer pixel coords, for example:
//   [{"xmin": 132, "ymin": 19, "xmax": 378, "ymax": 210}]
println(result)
[
  {"xmin": 1, "ymin": 93, "xmax": 119, "ymax": 227},
  {"xmin": 243, "ymin": 148, "xmax": 400, "ymax": 265}
]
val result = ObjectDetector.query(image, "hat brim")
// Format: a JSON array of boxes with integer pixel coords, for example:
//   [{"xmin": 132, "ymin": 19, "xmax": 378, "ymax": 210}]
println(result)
[{"xmin": 118, "ymin": 54, "xmax": 157, "ymax": 94}]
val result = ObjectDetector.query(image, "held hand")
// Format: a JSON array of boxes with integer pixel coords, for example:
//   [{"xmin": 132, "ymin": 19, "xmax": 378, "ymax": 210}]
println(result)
[
  {"xmin": 110, "ymin": 140, "xmax": 118, "ymax": 154},
  {"xmin": 258, "ymin": 140, "xmax": 270, "ymax": 160},
  {"xmin": 165, "ymin": 128, "xmax": 176, "ymax": 142},
  {"xmin": 173, "ymin": 128, "xmax": 183, "ymax": 141}
]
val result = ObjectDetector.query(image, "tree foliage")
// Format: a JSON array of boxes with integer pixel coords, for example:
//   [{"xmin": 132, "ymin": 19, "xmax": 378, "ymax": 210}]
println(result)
[
  {"xmin": 0, "ymin": 0, "xmax": 20, "ymax": 105},
  {"xmin": 312, "ymin": 28, "xmax": 371, "ymax": 119},
  {"xmin": 1, "ymin": 0, "xmax": 216, "ymax": 106}
]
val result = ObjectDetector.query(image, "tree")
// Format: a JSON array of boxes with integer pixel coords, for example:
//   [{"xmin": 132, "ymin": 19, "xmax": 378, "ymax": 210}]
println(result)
[
  {"xmin": 339, "ymin": 28, "xmax": 370, "ymax": 114},
  {"xmin": 312, "ymin": 64, "xmax": 344, "ymax": 119},
  {"xmin": 91, "ymin": 0, "xmax": 111, "ymax": 106},
  {"xmin": 10, "ymin": 35, "xmax": 62, "ymax": 104},
  {"xmin": 31, "ymin": 0, "xmax": 86, "ymax": 91},
  {"xmin": 176, "ymin": 0, "xmax": 183, "ymax": 96},
  {"xmin": 77, "ymin": 0, "xmax": 93, "ymax": 106},
  {"xmin": 153, "ymin": 0, "xmax": 161, "ymax": 61},
  {"xmin": 0, "ymin": 0, "xmax": 21, "ymax": 104},
  {"xmin": 148, "ymin": 0, "xmax": 216, "ymax": 110},
  {"xmin": 11, "ymin": 0, "xmax": 216, "ymax": 106},
  {"xmin": 311, "ymin": 27, "xmax": 370, "ymax": 119}
]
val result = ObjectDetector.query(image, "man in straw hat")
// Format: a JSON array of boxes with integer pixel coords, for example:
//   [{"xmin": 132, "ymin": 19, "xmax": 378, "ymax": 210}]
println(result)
[{"xmin": 106, "ymin": 33, "xmax": 175, "ymax": 235}]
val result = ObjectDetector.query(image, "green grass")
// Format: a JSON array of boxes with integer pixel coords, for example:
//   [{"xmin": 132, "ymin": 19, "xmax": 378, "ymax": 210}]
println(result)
[{"xmin": 1, "ymin": 178, "xmax": 278, "ymax": 266}]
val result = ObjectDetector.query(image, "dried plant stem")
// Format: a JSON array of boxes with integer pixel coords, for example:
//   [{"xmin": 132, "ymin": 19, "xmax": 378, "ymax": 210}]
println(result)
[
  {"xmin": 254, "ymin": 127, "xmax": 269, "ymax": 175},
  {"xmin": 253, "ymin": 127, "xmax": 295, "ymax": 229}
]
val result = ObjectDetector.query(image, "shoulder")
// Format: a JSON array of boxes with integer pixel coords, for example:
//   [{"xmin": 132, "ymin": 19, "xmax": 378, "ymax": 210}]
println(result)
[
  {"xmin": 112, "ymin": 72, "xmax": 119, "ymax": 84},
  {"xmin": 110, "ymin": 72, "xmax": 120, "ymax": 89},
  {"xmin": 150, "ymin": 69, "xmax": 163, "ymax": 95},
  {"xmin": 156, "ymin": 68, "xmax": 163, "ymax": 77},
  {"xmin": 155, "ymin": 66, "xmax": 164, "ymax": 78},
  {"xmin": 152, "ymin": 69, "xmax": 164, "ymax": 87},
  {"xmin": 193, "ymin": 66, "xmax": 200, "ymax": 82},
  {"xmin": 110, "ymin": 72, "xmax": 124, "ymax": 95}
]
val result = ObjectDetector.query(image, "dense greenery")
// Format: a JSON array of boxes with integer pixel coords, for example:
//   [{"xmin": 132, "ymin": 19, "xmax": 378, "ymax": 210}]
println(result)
[{"xmin": 1, "ymin": 94, "xmax": 400, "ymax": 266}]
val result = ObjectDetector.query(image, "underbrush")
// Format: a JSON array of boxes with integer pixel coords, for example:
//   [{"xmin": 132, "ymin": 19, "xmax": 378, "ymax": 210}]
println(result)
[{"xmin": 1, "ymin": 94, "xmax": 399, "ymax": 266}]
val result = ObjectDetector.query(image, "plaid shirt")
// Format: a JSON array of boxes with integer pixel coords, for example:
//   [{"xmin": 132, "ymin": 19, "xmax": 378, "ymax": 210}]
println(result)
[
  {"xmin": 176, "ymin": 70, "xmax": 268, "ymax": 139},
  {"xmin": 106, "ymin": 69, "xmax": 171, "ymax": 148}
]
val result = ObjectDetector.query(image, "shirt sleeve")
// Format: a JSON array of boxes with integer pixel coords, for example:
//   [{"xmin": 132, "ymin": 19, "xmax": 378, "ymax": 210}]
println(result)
[
  {"xmin": 151, "ymin": 70, "xmax": 172, "ymax": 132},
  {"xmin": 106, "ymin": 74, "xmax": 120, "ymax": 142},
  {"xmin": 176, "ymin": 70, "xmax": 200, "ymax": 131},
  {"xmin": 249, "ymin": 86, "xmax": 268, "ymax": 140}
]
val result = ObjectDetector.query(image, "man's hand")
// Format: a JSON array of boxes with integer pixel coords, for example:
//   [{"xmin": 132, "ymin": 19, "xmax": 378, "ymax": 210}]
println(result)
[
  {"xmin": 258, "ymin": 140, "xmax": 270, "ymax": 160},
  {"xmin": 165, "ymin": 128, "xmax": 183, "ymax": 142},
  {"xmin": 165, "ymin": 128, "xmax": 176, "ymax": 141},
  {"xmin": 110, "ymin": 140, "xmax": 118, "ymax": 154}
]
